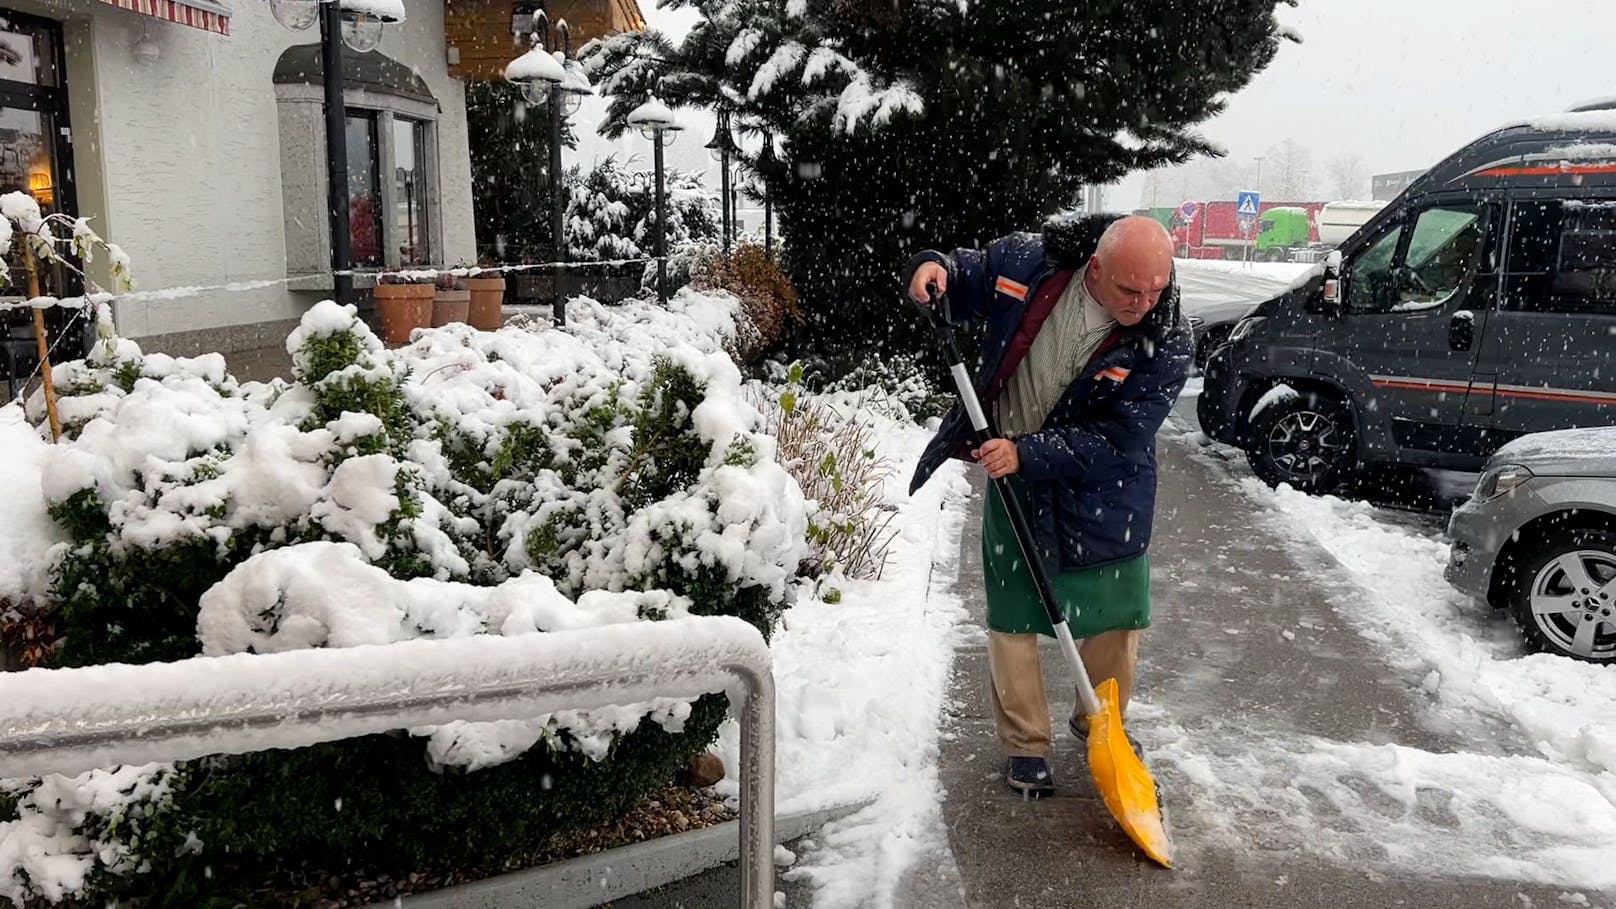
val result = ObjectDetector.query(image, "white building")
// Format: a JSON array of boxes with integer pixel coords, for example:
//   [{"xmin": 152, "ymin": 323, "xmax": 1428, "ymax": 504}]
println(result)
[{"xmin": 0, "ymin": 0, "xmax": 485, "ymax": 356}]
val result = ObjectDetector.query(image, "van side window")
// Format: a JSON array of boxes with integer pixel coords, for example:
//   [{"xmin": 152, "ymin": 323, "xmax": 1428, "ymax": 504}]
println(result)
[
  {"xmin": 1347, "ymin": 225, "xmax": 1402, "ymax": 313},
  {"xmin": 1504, "ymin": 199, "xmax": 1616, "ymax": 315},
  {"xmin": 1346, "ymin": 204, "xmax": 1484, "ymax": 314}
]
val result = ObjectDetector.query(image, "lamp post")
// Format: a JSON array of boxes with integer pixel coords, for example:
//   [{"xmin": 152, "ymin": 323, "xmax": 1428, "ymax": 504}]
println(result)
[
  {"xmin": 269, "ymin": 0, "xmax": 403, "ymax": 309},
  {"xmin": 505, "ymin": 10, "xmax": 592, "ymax": 327},
  {"xmin": 628, "ymin": 98, "xmax": 682, "ymax": 306},
  {"xmin": 704, "ymin": 109, "xmax": 738, "ymax": 252},
  {"xmin": 757, "ymin": 131, "xmax": 776, "ymax": 261}
]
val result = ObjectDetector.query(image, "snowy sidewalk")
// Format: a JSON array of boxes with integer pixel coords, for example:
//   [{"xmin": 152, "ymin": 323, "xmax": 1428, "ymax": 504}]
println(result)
[{"xmin": 903, "ymin": 439, "xmax": 1590, "ymax": 908}]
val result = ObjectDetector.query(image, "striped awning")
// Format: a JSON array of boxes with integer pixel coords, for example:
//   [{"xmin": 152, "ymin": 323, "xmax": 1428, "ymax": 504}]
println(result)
[{"xmin": 97, "ymin": 0, "xmax": 231, "ymax": 35}]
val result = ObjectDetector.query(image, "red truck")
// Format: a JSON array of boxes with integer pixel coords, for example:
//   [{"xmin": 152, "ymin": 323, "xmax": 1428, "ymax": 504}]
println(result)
[{"xmin": 1169, "ymin": 200, "xmax": 1326, "ymax": 261}]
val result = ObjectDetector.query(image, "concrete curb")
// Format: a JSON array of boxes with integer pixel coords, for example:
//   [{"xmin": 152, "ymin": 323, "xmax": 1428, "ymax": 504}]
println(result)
[{"xmin": 376, "ymin": 798, "xmax": 874, "ymax": 909}]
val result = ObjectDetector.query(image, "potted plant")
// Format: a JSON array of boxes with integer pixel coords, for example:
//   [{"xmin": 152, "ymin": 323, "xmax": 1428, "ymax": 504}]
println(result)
[
  {"xmin": 373, "ymin": 272, "xmax": 434, "ymax": 344},
  {"xmin": 464, "ymin": 265, "xmax": 507, "ymax": 331},
  {"xmin": 432, "ymin": 272, "xmax": 470, "ymax": 327}
]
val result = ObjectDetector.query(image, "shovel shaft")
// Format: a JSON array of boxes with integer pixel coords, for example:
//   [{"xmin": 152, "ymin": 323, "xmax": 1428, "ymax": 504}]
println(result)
[{"xmin": 1055, "ymin": 621, "xmax": 1104, "ymax": 719}]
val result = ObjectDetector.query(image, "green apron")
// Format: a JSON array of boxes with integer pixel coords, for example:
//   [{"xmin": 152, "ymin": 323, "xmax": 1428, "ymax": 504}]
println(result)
[{"xmin": 982, "ymin": 476, "xmax": 1152, "ymax": 638}]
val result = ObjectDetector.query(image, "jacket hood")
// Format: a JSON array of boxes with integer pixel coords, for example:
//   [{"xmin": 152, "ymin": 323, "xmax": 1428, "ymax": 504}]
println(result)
[{"xmin": 1041, "ymin": 213, "xmax": 1185, "ymax": 340}]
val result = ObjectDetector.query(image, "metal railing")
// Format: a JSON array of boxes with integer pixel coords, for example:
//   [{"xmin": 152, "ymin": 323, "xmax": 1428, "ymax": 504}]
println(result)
[{"xmin": 0, "ymin": 615, "xmax": 776, "ymax": 908}]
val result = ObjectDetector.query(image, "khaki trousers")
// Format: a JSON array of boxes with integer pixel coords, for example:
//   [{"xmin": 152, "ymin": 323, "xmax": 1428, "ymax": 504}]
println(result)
[{"xmin": 987, "ymin": 629, "xmax": 1141, "ymax": 758}]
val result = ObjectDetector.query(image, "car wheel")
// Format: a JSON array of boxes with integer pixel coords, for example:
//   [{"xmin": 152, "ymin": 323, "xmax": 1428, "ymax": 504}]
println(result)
[
  {"xmin": 1509, "ymin": 528, "xmax": 1616, "ymax": 663},
  {"xmin": 1245, "ymin": 391, "xmax": 1358, "ymax": 494}
]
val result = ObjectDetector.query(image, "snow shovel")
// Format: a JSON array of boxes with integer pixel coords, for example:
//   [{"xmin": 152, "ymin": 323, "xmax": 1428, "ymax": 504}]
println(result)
[{"xmin": 916, "ymin": 287, "xmax": 1173, "ymax": 869}]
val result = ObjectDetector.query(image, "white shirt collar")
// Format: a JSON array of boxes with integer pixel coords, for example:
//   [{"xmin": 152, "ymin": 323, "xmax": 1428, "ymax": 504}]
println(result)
[{"xmin": 1077, "ymin": 268, "xmax": 1115, "ymax": 333}]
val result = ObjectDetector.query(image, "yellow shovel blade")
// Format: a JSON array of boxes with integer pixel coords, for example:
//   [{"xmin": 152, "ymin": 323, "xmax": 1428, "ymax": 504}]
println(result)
[{"xmin": 1085, "ymin": 678, "xmax": 1173, "ymax": 868}]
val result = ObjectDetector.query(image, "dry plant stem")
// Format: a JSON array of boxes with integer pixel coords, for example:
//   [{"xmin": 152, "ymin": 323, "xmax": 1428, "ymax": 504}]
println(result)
[
  {"xmin": 773, "ymin": 393, "xmax": 897, "ymax": 580},
  {"xmin": 23, "ymin": 240, "xmax": 61, "ymax": 441}
]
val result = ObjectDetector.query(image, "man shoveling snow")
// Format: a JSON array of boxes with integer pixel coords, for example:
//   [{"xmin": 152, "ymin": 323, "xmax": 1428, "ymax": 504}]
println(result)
[{"xmin": 906, "ymin": 214, "xmax": 1191, "ymax": 797}]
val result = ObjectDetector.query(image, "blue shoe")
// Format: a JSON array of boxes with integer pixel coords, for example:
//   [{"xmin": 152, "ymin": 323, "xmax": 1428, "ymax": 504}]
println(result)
[{"xmin": 1006, "ymin": 756, "xmax": 1053, "ymax": 797}]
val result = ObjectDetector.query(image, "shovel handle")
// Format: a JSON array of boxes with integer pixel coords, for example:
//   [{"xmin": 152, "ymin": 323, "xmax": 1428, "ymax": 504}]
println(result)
[{"xmin": 919, "ymin": 287, "xmax": 1103, "ymax": 718}]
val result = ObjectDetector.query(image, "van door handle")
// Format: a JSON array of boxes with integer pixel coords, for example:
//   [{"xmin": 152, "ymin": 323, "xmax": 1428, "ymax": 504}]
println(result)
[{"xmin": 1449, "ymin": 310, "xmax": 1475, "ymax": 351}]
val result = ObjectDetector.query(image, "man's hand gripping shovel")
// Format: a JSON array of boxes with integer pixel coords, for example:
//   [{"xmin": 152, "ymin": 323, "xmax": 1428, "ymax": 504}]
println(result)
[{"xmin": 915, "ymin": 285, "xmax": 1173, "ymax": 868}]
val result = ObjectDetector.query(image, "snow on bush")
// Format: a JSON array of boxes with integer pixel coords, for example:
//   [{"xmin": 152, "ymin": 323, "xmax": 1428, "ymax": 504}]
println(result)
[
  {"xmin": 1, "ymin": 287, "xmax": 809, "ymax": 903},
  {"xmin": 564, "ymin": 156, "xmax": 719, "ymax": 265}
]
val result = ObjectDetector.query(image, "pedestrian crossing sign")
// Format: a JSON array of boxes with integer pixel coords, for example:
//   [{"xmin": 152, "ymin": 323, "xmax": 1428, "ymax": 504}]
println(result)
[{"xmin": 1237, "ymin": 190, "xmax": 1261, "ymax": 217}]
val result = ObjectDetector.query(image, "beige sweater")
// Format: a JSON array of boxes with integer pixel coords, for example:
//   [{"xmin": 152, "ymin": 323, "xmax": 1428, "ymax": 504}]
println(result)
[{"xmin": 995, "ymin": 267, "xmax": 1116, "ymax": 438}]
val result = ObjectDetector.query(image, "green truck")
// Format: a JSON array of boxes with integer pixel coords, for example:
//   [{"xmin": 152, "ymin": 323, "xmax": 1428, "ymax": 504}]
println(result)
[{"xmin": 1255, "ymin": 207, "xmax": 1313, "ymax": 259}]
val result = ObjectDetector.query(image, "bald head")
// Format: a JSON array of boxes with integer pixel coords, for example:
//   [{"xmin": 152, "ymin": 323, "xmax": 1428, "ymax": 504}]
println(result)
[{"xmin": 1086, "ymin": 215, "xmax": 1174, "ymax": 326}]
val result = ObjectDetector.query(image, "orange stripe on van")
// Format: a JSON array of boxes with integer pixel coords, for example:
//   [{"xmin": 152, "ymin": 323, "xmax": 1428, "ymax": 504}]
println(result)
[
  {"xmin": 1474, "ymin": 163, "xmax": 1616, "ymax": 177},
  {"xmin": 1372, "ymin": 377, "xmax": 1616, "ymax": 406},
  {"xmin": 1371, "ymin": 378, "xmax": 1471, "ymax": 394}
]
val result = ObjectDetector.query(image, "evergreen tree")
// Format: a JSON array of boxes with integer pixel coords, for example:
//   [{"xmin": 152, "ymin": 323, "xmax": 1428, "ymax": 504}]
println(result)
[
  {"xmin": 564, "ymin": 156, "xmax": 721, "ymax": 262},
  {"xmin": 465, "ymin": 82, "xmax": 578, "ymax": 263},
  {"xmin": 583, "ymin": 0, "xmax": 1296, "ymax": 356}
]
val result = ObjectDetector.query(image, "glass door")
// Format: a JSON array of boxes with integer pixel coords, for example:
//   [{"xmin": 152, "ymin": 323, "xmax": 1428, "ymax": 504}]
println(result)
[{"xmin": 0, "ymin": 10, "xmax": 76, "ymax": 390}]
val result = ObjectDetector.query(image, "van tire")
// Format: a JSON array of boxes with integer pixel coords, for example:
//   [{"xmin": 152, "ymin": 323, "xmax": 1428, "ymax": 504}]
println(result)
[
  {"xmin": 1244, "ymin": 391, "xmax": 1358, "ymax": 494},
  {"xmin": 1508, "ymin": 528, "xmax": 1616, "ymax": 663},
  {"xmin": 1262, "ymin": 247, "xmax": 1289, "ymax": 263}
]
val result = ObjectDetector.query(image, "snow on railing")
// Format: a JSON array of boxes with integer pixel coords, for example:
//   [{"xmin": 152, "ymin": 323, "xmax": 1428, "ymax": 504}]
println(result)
[{"xmin": 0, "ymin": 616, "xmax": 777, "ymax": 908}]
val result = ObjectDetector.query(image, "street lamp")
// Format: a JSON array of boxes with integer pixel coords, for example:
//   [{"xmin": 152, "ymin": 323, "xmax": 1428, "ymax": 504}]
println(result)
[
  {"xmin": 757, "ymin": 132, "xmax": 776, "ymax": 261},
  {"xmin": 505, "ymin": 10, "xmax": 593, "ymax": 327},
  {"xmin": 628, "ymin": 98, "xmax": 682, "ymax": 306},
  {"xmin": 269, "ymin": 0, "xmax": 404, "ymax": 309},
  {"xmin": 704, "ymin": 109, "xmax": 739, "ymax": 252}
]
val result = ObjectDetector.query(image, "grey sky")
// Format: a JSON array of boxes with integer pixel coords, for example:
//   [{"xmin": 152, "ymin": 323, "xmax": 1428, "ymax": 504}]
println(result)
[{"xmin": 1115, "ymin": 0, "xmax": 1611, "ymax": 208}]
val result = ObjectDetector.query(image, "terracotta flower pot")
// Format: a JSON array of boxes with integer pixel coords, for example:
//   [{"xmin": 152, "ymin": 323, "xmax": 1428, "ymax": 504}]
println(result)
[
  {"xmin": 374, "ymin": 283, "xmax": 433, "ymax": 345},
  {"xmin": 464, "ymin": 275, "xmax": 507, "ymax": 330},
  {"xmin": 432, "ymin": 287, "xmax": 471, "ymax": 327}
]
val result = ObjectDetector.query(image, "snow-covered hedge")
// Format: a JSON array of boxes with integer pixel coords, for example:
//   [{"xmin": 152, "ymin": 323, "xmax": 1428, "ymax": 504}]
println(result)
[{"xmin": 1, "ymin": 290, "xmax": 808, "ymax": 904}]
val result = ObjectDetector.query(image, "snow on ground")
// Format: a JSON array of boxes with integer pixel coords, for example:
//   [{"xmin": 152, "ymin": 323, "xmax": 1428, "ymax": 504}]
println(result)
[
  {"xmin": 0, "ymin": 405, "xmax": 64, "ymax": 606},
  {"xmin": 714, "ymin": 409, "xmax": 972, "ymax": 909},
  {"xmin": 1152, "ymin": 726, "xmax": 1616, "ymax": 892},
  {"xmin": 1237, "ymin": 480, "xmax": 1616, "ymax": 778},
  {"xmin": 1158, "ymin": 437, "xmax": 1616, "ymax": 892},
  {"xmin": 1174, "ymin": 257, "xmax": 1315, "ymax": 285}
]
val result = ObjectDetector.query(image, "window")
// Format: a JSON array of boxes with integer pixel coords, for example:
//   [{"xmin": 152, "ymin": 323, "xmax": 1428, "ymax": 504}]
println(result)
[
  {"xmin": 0, "ymin": 13, "xmax": 72, "ymax": 300},
  {"xmin": 1503, "ymin": 199, "xmax": 1616, "ymax": 316},
  {"xmin": 1346, "ymin": 224, "xmax": 1401, "ymax": 313},
  {"xmin": 276, "ymin": 47, "xmax": 442, "ymax": 278},
  {"xmin": 1346, "ymin": 204, "xmax": 1483, "ymax": 313},
  {"xmin": 393, "ymin": 117, "xmax": 430, "ymax": 266},
  {"xmin": 0, "ymin": 15, "xmax": 58, "ymax": 87},
  {"xmin": 345, "ymin": 111, "xmax": 382, "ymax": 267}
]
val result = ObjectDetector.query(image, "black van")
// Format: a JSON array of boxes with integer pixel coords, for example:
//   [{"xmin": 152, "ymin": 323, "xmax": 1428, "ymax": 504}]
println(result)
[{"xmin": 1199, "ymin": 106, "xmax": 1616, "ymax": 494}]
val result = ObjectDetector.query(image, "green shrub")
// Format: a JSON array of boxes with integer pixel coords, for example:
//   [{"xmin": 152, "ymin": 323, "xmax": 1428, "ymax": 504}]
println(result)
[{"xmin": 6, "ymin": 299, "xmax": 807, "ymax": 905}]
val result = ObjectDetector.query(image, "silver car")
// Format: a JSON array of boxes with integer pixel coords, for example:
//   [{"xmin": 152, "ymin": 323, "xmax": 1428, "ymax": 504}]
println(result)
[{"xmin": 1447, "ymin": 427, "xmax": 1616, "ymax": 663}]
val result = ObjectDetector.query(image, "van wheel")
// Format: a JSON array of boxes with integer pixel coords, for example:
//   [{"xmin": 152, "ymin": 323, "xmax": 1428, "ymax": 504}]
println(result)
[
  {"xmin": 1262, "ymin": 248, "xmax": 1289, "ymax": 263},
  {"xmin": 1509, "ymin": 528, "xmax": 1616, "ymax": 663},
  {"xmin": 1245, "ymin": 392, "xmax": 1358, "ymax": 494}
]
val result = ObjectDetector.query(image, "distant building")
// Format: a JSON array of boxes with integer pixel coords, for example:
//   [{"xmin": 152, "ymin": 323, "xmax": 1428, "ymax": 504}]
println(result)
[{"xmin": 1371, "ymin": 169, "xmax": 1426, "ymax": 202}]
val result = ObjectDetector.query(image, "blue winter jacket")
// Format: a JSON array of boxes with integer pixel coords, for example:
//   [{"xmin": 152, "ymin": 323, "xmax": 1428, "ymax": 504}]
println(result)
[{"xmin": 907, "ymin": 214, "xmax": 1193, "ymax": 573}]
